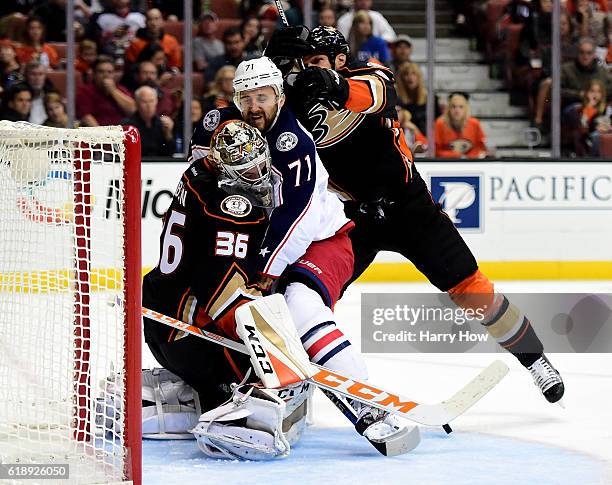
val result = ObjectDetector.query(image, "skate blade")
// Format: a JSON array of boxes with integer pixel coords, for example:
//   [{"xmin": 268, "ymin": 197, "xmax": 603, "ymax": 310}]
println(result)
[{"xmin": 556, "ymin": 398, "xmax": 565, "ymax": 409}]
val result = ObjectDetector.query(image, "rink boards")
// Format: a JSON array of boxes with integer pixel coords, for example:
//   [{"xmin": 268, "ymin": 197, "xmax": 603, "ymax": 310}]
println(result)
[{"xmin": 138, "ymin": 160, "xmax": 612, "ymax": 280}]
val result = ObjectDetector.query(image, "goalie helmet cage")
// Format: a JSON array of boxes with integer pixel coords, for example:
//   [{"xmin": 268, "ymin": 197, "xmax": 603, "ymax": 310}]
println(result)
[{"xmin": 0, "ymin": 122, "xmax": 142, "ymax": 485}]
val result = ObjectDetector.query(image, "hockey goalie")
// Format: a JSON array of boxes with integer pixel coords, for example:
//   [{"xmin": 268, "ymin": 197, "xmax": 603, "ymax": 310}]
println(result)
[{"xmin": 141, "ymin": 120, "xmax": 416, "ymax": 460}]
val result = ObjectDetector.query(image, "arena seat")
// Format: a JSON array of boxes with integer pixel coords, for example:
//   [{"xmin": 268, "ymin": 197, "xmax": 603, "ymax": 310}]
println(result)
[
  {"xmin": 46, "ymin": 70, "xmax": 83, "ymax": 99},
  {"xmin": 169, "ymin": 72, "xmax": 205, "ymax": 97},
  {"xmin": 600, "ymin": 132, "xmax": 612, "ymax": 158},
  {"xmin": 211, "ymin": 0, "xmax": 239, "ymax": 18},
  {"xmin": 48, "ymin": 42, "xmax": 67, "ymax": 65},
  {"xmin": 216, "ymin": 18, "xmax": 241, "ymax": 37},
  {"xmin": 164, "ymin": 20, "xmax": 197, "ymax": 41}
]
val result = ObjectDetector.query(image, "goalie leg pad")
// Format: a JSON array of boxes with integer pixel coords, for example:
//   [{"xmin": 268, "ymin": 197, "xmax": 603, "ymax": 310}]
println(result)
[
  {"xmin": 142, "ymin": 368, "xmax": 201, "ymax": 439},
  {"xmin": 235, "ymin": 294, "xmax": 315, "ymax": 389}
]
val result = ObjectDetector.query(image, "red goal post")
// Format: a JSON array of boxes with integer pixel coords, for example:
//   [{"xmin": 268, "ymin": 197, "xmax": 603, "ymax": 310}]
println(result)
[{"xmin": 0, "ymin": 122, "xmax": 142, "ymax": 485}]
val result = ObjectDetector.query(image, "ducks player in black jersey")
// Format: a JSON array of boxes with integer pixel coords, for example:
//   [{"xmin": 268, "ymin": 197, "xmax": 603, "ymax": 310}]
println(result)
[{"xmin": 265, "ymin": 25, "xmax": 564, "ymax": 405}]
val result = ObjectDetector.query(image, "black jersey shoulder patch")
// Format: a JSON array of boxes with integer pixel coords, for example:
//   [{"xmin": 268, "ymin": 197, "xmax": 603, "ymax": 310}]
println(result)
[
  {"xmin": 203, "ymin": 109, "xmax": 221, "ymax": 131},
  {"xmin": 220, "ymin": 195, "xmax": 252, "ymax": 217}
]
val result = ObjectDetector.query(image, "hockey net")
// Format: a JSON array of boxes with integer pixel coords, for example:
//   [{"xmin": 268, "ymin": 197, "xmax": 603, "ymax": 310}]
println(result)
[{"xmin": 0, "ymin": 121, "xmax": 141, "ymax": 484}]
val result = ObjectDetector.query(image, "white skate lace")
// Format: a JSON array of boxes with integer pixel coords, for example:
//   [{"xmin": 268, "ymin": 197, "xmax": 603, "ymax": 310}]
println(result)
[
  {"xmin": 354, "ymin": 402, "xmax": 387, "ymax": 423},
  {"xmin": 528, "ymin": 357, "xmax": 561, "ymax": 392}
]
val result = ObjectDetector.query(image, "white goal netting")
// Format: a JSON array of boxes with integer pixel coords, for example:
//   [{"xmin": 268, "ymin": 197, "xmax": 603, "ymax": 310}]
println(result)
[{"xmin": 0, "ymin": 121, "xmax": 139, "ymax": 484}]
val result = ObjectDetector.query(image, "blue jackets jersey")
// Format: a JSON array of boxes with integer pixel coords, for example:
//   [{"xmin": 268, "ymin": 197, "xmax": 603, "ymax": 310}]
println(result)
[
  {"xmin": 189, "ymin": 104, "xmax": 350, "ymax": 278},
  {"xmin": 357, "ymin": 36, "xmax": 390, "ymax": 64}
]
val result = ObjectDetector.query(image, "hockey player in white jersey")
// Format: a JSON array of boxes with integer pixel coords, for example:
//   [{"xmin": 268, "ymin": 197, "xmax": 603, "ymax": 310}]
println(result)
[{"xmin": 162, "ymin": 56, "xmax": 416, "ymax": 456}]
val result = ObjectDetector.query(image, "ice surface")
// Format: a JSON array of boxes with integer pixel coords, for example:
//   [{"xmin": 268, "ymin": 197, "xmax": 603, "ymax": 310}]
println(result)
[{"xmin": 142, "ymin": 281, "xmax": 612, "ymax": 484}]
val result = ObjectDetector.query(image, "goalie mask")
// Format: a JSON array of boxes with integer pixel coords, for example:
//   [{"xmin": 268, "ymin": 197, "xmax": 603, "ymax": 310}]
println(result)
[{"xmin": 208, "ymin": 120, "xmax": 278, "ymax": 208}]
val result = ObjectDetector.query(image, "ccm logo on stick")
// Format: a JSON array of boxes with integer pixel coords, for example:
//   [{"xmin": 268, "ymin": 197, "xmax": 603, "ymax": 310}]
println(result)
[{"xmin": 312, "ymin": 369, "xmax": 417, "ymax": 414}]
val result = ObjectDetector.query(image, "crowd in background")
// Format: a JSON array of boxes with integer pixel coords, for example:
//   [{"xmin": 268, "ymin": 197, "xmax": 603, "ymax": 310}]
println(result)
[{"xmin": 0, "ymin": 0, "xmax": 610, "ymax": 157}]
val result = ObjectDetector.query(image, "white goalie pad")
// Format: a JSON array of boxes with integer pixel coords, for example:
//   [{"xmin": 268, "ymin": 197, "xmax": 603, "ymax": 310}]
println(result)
[
  {"xmin": 235, "ymin": 294, "xmax": 316, "ymax": 388},
  {"xmin": 142, "ymin": 368, "xmax": 201, "ymax": 439},
  {"xmin": 192, "ymin": 380, "xmax": 314, "ymax": 460}
]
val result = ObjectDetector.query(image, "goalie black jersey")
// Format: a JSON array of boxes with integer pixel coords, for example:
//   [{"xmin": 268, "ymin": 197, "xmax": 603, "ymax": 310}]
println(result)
[
  {"xmin": 287, "ymin": 59, "xmax": 414, "ymax": 203},
  {"xmin": 143, "ymin": 159, "xmax": 267, "ymax": 343},
  {"xmin": 189, "ymin": 104, "xmax": 349, "ymax": 279}
]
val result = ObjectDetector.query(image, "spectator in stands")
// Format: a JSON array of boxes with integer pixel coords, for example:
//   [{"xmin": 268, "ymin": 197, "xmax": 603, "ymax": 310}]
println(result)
[
  {"xmin": 241, "ymin": 17, "xmax": 265, "ymax": 57},
  {"xmin": 318, "ymin": 7, "xmax": 337, "ymax": 27},
  {"xmin": 202, "ymin": 65, "xmax": 236, "ymax": 113},
  {"xmin": 390, "ymin": 34, "xmax": 413, "ymax": 73},
  {"xmin": 0, "ymin": 1, "xmax": 37, "ymax": 18},
  {"xmin": 173, "ymin": 97, "xmax": 204, "ymax": 152},
  {"xmin": 75, "ymin": 39, "xmax": 98, "ymax": 82},
  {"xmin": 504, "ymin": 0, "xmax": 533, "ymax": 24},
  {"xmin": 517, "ymin": 0, "xmax": 553, "ymax": 68},
  {"xmin": 566, "ymin": 0, "xmax": 609, "ymax": 15},
  {"xmin": 395, "ymin": 62, "xmax": 441, "ymax": 135},
  {"xmin": 205, "ymin": 27, "xmax": 257, "ymax": 83},
  {"xmin": 76, "ymin": 55, "xmax": 136, "ymax": 126},
  {"xmin": 148, "ymin": 0, "xmax": 202, "ymax": 21},
  {"xmin": 348, "ymin": 10, "xmax": 390, "ymax": 65},
  {"xmin": 24, "ymin": 60, "xmax": 56, "ymax": 124},
  {"xmin": 127, "ymin": 60, "xmax": 179, "ymax": 118},
  {"xmin": 88, "ymin": 0, "xmax": 146, "ymax": 65},
  {"xmin": 0, "ymin": 43, "xmax": 23, "ymax": 94},
  {"xmin": 532, "ymin": 11, "xmax": 578, "ymax": 130},
  {"xmin": 571, "ymin": 0, "xmax": 610, "ymax": 47},
  {"xmin": 565, "ymin": 78, "xmax": 611, "ymax": 155},
  {"xmin": 14, "ymin": 16, "xmax": 59, "ymax": 69},
  {"xmin": 435, "ymin": 92, "xmax": 488, "ymax": 159},
  {"xmin": 125, "ymin": 8, "xmax": 182, "ymax": 69},
  {"xmin": 193, "ymin": 11, "xmax": 225, "ymax": 72},
  {"xmin": 255, "ymin": 0, "xmax": 303, "ymax": 25},
  {"xmin": 135, "ymin": 42, "xmax": 178, "ymax": 88},
  {"xmin": 31, "ymin": 0, "xmax": 70, "ymax": 42},
  {"xmin": 336, "ymin": 0, "xmax": 396, "ymax": 42},
  {"xmin": 0, "ymin": 83, "xmax": 32, "ymax": 121},
  {"xmin": 43, "ymin": 92, "xmax": 75, "ymax": 128},
  {"xmin": 561, "ymin": 37, "xmax": 611, "ymax": 109},
  {"xmin": 397, "ymin": 107, "xmax": 427, "ymax": 154},
  {"xmin": 121, "ymin": 85, "xmax": 174, "ymax": 156}
]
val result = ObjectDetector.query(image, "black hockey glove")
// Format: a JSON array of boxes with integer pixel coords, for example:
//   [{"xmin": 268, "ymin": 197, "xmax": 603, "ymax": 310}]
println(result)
[
  {"xmin": 293, "ymin": 67, "xmax": 350, "ymax": 110},
  {"xmin": 264, "ymin": 25, "xmax": 312, "ymax": 59},
  {"xmin": 354, "ymin": 198, "xmax": 396, "ymax": 223}
]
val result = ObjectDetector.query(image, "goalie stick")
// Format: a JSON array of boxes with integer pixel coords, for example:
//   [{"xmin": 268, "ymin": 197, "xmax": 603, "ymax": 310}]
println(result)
[{"xmin": 142, "ymin": 307, "xmax": 509, "ymax": 427}]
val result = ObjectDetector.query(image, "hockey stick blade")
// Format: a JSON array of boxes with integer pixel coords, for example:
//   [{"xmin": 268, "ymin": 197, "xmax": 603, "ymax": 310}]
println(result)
[{"xmin": 142, "ymin": 307, "xmax": 508, "ymax": 426}]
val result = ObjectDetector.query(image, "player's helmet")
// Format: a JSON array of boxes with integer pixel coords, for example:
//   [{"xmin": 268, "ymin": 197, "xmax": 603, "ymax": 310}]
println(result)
[
  {"xmin": 233, "ymin": 56, "xmax": 284, "ymax": 111},
  {"xmin": 306, "ymin": 26, "xmax": 350, "ymax": 66},
  {"xmin": 208, "ymin": 120, "xmax": 276, "ymax": 207}
]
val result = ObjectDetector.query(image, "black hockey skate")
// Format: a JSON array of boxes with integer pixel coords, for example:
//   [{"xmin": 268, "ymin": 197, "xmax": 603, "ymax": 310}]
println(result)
[{"xmin": 527, "ymin": 354, "xmax": 565, "ymax": 403}]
